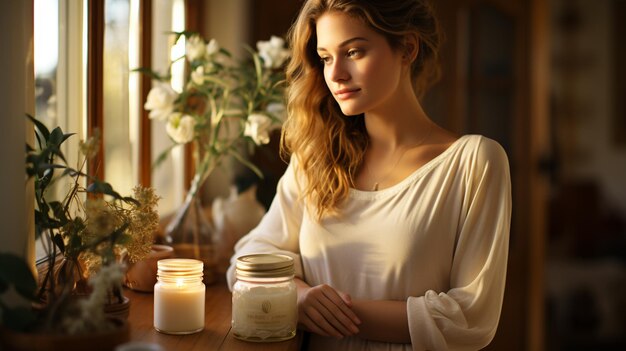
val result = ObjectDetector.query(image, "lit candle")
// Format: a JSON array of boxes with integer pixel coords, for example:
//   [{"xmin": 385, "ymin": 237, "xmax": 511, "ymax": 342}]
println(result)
[{"xmin": 154, "ymin": 258, "xmax": 205, "ymax": 334}]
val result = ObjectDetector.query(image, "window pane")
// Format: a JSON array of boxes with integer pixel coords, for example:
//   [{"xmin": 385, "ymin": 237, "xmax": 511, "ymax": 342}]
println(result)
[
  {"xmin": 34, "ymin": 0, "xmax": 87, "ymax": 262},
  {"xmin": 151, "ymin": 0, "xmax": 186, "ymax": 215},
  {"xmin": 103, "ymin": 0, "xmax": 139, "ymax": 195},
  {"xmin": 34, "ymin": 0, "xmax": 59, "ymax": 131},
  {"xmin": 34, "ymin": 0, "xmax": 60, "ymax": 262}
]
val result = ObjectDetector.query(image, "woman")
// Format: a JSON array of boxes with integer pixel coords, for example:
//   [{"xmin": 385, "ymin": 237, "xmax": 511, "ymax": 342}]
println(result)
[{"xmin": 227, "ymin": 0, "xmax": 512, "ymax": 350}]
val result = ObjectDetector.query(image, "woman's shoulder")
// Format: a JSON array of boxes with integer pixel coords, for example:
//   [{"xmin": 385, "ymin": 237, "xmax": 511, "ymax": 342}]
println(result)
[
  {"xmin": 452, "ymin": 135, "xmax": 510, "ymax": 175},
  {"xmin": 463, "ymin": 135, "xmax": 508, "ymax": 161}
]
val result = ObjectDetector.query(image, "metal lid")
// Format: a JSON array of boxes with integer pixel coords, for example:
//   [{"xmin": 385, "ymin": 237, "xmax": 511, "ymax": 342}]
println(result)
[{"xmin": 235, "ymin": 254, "xmax": 295, "ymax": 278}]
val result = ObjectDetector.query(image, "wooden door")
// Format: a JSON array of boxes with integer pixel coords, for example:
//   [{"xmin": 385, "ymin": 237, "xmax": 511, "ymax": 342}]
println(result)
[{"xmin": 426, "ymin": 0, "xmax": 550, "ymax": 350}]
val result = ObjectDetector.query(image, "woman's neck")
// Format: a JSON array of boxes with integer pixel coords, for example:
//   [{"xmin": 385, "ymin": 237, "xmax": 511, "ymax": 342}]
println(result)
[{"xmin": 364, "ymin": 89, "xmax": 432, "ymax": 152}]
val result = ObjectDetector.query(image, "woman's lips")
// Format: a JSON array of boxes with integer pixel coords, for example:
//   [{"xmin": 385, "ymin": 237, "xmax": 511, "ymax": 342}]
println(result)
[{"xmin": 334, "ymin": 88, "xmax": 361, "ymax": 100}]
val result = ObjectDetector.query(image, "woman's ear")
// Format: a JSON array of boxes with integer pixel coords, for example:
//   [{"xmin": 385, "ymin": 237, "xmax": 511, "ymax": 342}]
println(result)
[{"xmin": 402, "ymin": 33, "xmax": 419, "ymax": 64}]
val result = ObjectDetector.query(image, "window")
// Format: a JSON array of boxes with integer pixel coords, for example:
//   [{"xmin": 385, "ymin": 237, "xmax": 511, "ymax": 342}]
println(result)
[
  {"xmin": 150, "ymin": 0, "xmax": 187, "ymax": 215},
  {"xmin": 34, "ymin": 0, "xmax": 86, "ymax": 261},
  {"xmin": 103, "ymin": 0, "xmax": 137, "ymax": 195},
  {"xmin": 33, "ymin": 0, "xmax": 188, "ymax": 260}
]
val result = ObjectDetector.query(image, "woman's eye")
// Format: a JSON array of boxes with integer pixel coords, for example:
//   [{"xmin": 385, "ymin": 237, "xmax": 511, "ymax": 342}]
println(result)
[
  {"xmin": 319, "ymin": 56, "xmax": 331, "ymax": 64},
  {"xmin": 347, "ymin": 49, "xmax": 362, "ymax": 58}
]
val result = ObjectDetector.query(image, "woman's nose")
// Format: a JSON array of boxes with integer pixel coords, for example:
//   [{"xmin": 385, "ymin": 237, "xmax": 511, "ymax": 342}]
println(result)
[{"xmin": 328, "ymin": 59, "xmax": 350, "ymax": 82}]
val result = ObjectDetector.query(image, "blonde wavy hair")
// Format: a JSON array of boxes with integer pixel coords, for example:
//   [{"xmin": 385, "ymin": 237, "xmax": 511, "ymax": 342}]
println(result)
[{"xmin": 281, "ymin": 0, "xmax": 441, "ymax": 220}]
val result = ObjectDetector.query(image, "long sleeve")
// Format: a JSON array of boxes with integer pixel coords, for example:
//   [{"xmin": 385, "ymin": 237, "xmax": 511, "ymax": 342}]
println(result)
[
  {"xmin": 406, "ymin": 138, "xmax": 512, "ymax": 351},
  {"xmin": 226, "ymin": 159, "xmax": 305, "ymax": 290}
]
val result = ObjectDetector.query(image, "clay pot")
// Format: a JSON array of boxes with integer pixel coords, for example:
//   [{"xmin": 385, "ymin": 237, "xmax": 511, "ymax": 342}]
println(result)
[
  {"xmin": 124, "ymin": 244, "xmax": 174, "ymax": 292},
  {"xmin": 105, "ymin": 295, "xmax": 131, "ymax": 320}
]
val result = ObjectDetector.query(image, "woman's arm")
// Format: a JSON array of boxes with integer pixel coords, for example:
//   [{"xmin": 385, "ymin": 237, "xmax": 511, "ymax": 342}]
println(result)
[
  {"xmin": 351, "ymin": 299, "xmax": 411, "ymax": 343},
  {"xmin": 227, "ymin": 160, "xmax": 305, "ymax": 289},
  {"xmin": 296, "ymin": 278, "xmax": 411, "ymax": 343},
  {"xmin": 405, "ymin": 138, "xmax": 512, "ymax": 350}
]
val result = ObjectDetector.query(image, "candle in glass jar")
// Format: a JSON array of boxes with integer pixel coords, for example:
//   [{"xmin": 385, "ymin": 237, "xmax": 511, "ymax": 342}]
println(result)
[
  {"xmin": 232, "ymin": 254, "xmax": 297, "ymax": 342},
  {"xmin": 154, "ymin": 258, "xmax": 205, "ymax": 334}
]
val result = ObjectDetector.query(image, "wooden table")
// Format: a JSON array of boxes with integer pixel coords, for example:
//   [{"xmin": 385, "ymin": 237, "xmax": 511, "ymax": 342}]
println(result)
[{"xmin": 125, "ymin": 283, "xmax": 302, "ymax": 351}]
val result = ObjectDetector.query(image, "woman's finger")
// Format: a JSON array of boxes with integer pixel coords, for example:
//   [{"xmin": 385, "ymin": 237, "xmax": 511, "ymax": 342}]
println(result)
[
  {"xmin": 303, "ymin": 304, "xmax": 344, "ymax": 338},
  {"xmin": 312, "ymin": 296, "xmax": 355, "ymax": 336},
  {"xmin": 314, "ymin": 291, "xmax": 359, "ymax": 335},
  {"xmin": 320, "ymin": 285, "xmax": 361, "ymax": 326}
]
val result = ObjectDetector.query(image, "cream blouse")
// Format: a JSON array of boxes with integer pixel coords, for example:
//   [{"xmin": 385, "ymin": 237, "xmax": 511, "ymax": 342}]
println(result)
[{"xmin": 227, "ymin": 135, "xmax": 512, "ymax": 351}]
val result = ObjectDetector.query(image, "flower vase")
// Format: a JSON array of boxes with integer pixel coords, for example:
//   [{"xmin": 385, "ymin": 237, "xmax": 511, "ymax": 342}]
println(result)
[{"xmin": 164, "ymin": 194, "xmax": 217, "ymax": 285}]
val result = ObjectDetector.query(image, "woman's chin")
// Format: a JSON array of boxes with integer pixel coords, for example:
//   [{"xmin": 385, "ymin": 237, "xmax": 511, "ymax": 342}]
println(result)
[{"xmin": 338, "ymin": 105, "xmax": 363, "ymax": 117}]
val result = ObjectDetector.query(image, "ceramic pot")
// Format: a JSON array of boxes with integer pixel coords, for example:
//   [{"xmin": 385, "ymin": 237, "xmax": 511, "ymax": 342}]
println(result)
[
  {"xmin": 124, "ymin": 244, "xmax": 174, "ymax": 292},
  {"xmin": 105, "ymin": 295, "xmax": 131, "ymax": 320}
]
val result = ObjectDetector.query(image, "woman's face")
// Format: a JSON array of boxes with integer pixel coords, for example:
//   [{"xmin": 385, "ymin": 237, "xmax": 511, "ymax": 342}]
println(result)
[{"xmin": 316, "ymin": 11, "xmax": 404, "ymax": 116}]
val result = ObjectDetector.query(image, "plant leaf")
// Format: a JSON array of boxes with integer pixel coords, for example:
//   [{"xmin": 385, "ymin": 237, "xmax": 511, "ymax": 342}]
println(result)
[
  {"xmin": 132, "ymin": 67, "xmax": 170, "ymax": 81},
  {"xmin": 152, "ymin": 144, "xmax": 178, "ymax": 171},
  {"xmin": 86, "ymin": 181, "xmax": 123, "ymax": 200},
  {"xmin": 49, "ymin": 201, "xmax": 68, "ymax": 222},
  {"xmin": 248, "ymin": 50, "xmax": 264, "ymax": 90},
  {"xmin": 0, "ymin": 253, "xmax": 37, "ymax": 300},
  {"xmin": 26, "ymin": 113, "xmax": 50, "ymax": 141},
  {"xmin": 229, "ymin": 148, "xmax": 264, "ymax": 179},
  {"xmin": 47, "ymin": 127, "xmax": 73, "ymax": 164},
  {"xmin": 53, "ymin": 233, "xmax": 66, "ymax": 253}
]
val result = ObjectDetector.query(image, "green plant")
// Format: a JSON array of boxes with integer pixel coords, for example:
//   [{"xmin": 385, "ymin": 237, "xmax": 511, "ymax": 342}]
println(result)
[
  {"xmin": 0, "ymin": 115, "xmax": 159, "ymax": 334},
  {"xmin": 0, "ymin": 253, "xmax": 38, "ymax": 331}
]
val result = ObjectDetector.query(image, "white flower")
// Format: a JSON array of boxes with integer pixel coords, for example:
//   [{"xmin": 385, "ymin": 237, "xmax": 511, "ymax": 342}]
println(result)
[
  {"xmin": 244, "ymin": 113, "xmax": 273, "ymax": 145},
  {"xmin": 166, "ymin": 113, "xmax": 197, "ymax": 144},
  {"xmin": 191, "ymin": 65, "xmax": 205, "ymax": 85},
  {"xmin": 266, "ymin": 102, "xmax": 287, "ymax": 124},
  {"xmin": 206, "ymin": 38, "xmax": 220, "ymax": 56},
  {"xmin": 144, "ymin": 83, "xmax": 178, "ymax": 121},
  {"xmin": 256, "ymin": 36, "xmax": 290, "ymax": 69},
  {"xmin": 186, "ymin": 34, "xmax": 206, "ymax": 62}
]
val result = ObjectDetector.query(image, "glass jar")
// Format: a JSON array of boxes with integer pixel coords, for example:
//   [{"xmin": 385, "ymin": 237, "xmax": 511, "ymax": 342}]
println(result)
[
  {"xmin": 232, "ymin": 254, "xmax": 297, "ymax": 342},
  {"xmin": 165, "ymin": 195, "xmax": 217, "ymax": 285},
  {"xmin": 154, "ymin": 259, "xmax": 205, "ymax": 334}
]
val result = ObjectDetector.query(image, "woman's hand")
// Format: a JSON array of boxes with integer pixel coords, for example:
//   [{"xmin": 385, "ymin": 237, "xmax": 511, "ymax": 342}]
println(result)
[{"xmin": 295, "ymin": 278, "xmax": 361, "ymax": 338}]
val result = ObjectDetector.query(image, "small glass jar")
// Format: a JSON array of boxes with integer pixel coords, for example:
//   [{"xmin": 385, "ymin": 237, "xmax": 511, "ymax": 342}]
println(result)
[
  {"xmin": 154, "ymin": 258, "xmax": 205, "ymax": 334},
  {"xmin": 232, "ymin": 254, "xmax": 297, "ymax": 342}
]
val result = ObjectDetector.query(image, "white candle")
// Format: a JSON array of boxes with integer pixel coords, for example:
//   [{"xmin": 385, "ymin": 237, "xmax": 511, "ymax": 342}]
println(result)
[{"xmin": 154, "ymin": 259, "xmax": 205, "ymax": 334}]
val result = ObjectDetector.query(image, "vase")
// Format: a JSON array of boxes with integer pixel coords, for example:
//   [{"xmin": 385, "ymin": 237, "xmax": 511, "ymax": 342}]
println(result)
[
  {"xmin": 124, "ymin": 244, "xmax": 175, "ymax": 292},
  {"xmin": 212, "ymin": 185, "xmax": 266, "ymax": 275},
  {"xmin": 164, "ymin": 194, "xmax": 217, "ymax": 285},
  {"xmin": 0, "ymin": 317, "xmax": 129, "ymax": 351}
]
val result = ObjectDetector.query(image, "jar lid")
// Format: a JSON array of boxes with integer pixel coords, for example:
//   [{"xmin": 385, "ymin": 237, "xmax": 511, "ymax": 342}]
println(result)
[
  {"xmin": 157, "ymin": 258, "xmax": 204, "ymax": 281},
  {"xmin": 236, "ymin": 254, "xmax": 295, "ymax": 278}
]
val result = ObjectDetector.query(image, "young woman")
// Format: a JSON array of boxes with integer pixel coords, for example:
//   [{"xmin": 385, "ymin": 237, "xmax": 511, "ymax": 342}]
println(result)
[{"xmin": 227, "ymin": 0, "xmax": 512, "ymax": 350}]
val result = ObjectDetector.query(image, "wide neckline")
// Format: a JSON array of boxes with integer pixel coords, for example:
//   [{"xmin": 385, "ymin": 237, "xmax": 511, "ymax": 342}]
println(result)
[{"xmin": 349, "ymin": 134, "xmax": 475, "ymax": 199}]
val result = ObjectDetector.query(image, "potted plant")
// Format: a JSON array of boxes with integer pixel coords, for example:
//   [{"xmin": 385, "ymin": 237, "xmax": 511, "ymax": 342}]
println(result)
[
  {"xmin": 0, "ymin": 115, "xmax": 159, "ymax": 350},
  {"xmin": 140, "ymin": 33, "xmax": 288, "ymax": 284}
]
